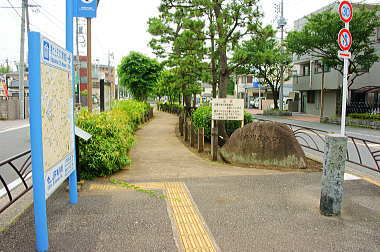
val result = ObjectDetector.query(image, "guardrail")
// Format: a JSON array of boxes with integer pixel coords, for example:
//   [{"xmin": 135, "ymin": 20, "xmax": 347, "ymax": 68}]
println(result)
[
  {"xmin": 0, "ymin": 150, "xmax": 33, "ymax": 214},
  {"xmin": 257, "ymin": 119, "xmax": 380, "ymax": 174}
]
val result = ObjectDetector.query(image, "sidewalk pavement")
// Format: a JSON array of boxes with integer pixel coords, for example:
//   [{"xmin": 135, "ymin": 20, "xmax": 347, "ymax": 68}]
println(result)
[
  {"xmin": 0, "ymin": 111, "xmax": 379, "ymax": 251},
  {"xmin": 247, "ymin": 109, "xmax": 321, "ymax": 123},
  {"xmin": 0, "ymin": 119, "xmax": 29, "ymax": 132}
]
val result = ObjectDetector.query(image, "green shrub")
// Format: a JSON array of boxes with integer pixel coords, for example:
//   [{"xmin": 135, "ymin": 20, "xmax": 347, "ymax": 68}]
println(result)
[
  {"xmin": 192, "ymin": 105, "xmax": 254, "ymax": 138},
  {"xmin": 192, "ymin": 106, "xmax": 212, "ymax": 137},
  {"xmin": 348, "ymin": 113, "xmax": 380, "ymax": 121},
  {"xmin": 76, "ymin": 100, "xmax": 150, "ymax": 179}
]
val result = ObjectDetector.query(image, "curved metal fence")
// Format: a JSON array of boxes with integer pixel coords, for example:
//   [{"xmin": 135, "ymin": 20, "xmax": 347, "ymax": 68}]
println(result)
[
  {"xmin": 257, "ymin": 119, "xmax": 380, "ymax": 174},
  {"xmin": 0, "ymin": 150, "xmax": 33, "ymax": 214}
]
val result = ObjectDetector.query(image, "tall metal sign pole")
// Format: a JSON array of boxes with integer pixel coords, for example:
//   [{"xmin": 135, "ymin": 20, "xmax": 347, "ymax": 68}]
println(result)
[
  {"xmin": 277, "ymin": 0, "xmax": 287, "ymax": 110},
  {"xmin": 319, "ymin": 1, "xmax": 352, "ymax": 217},
  {"xmin": 338, "ymin": 0, "xmax": 353, "ymax": 136},
  {"xmin": 67, "ymin": 0, "xmax": 78, "ymax": 206},
  {"xmin": 74, "ymin": 0, "xmax": 98, "ymax": 113}
]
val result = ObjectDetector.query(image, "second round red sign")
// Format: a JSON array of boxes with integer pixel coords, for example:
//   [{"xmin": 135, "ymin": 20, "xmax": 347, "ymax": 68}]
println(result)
[{"xmin": 338, "ymin": 28, "xmax": 352, "ymax": 51}]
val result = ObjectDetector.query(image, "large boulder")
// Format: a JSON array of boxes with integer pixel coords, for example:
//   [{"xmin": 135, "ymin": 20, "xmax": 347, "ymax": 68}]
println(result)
[{"xmin": 220, "ymin": 121, "xmax": 306, "ymax": 169}]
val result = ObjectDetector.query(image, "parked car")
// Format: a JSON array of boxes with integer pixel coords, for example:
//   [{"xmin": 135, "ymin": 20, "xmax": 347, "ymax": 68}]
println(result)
[{"xmin": 252, "ymin": 97, "xmax": 266, "ymax": 109}]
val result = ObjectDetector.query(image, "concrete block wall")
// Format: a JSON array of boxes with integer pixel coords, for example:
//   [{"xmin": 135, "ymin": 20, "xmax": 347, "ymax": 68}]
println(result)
[{"xmin": 0, "ymin": 97, "xmax": 29, "ymax": 120}]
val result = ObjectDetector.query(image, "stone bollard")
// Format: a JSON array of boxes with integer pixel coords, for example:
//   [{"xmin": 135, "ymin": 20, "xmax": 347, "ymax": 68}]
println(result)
[
  {"xmin": 211, "ymin": 127, "xmax": 218, "ymax": 161},
  {"xmin": 320, "ymin": 134, "xmax": 348, "ymax": 216},
  {"xmin": 179, "ymin": 116, "xmax": 184, "ymax": 136},
  {"xmin": 184, "ymin": 120, "xmax": 189, "ymax": 142},
  {"xmin": 198, "ymin": 128, "xmax": 204, "ymax": 153}
]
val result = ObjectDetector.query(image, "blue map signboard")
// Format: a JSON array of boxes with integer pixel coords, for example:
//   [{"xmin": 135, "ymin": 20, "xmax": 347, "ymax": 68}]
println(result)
[
  {"xmin": 74, "ymin": 0, "xmax": 97, "ymax": 18},
  {"xmin": 28, "ymin": 31, "xmax": 77, "ymax": 251}
]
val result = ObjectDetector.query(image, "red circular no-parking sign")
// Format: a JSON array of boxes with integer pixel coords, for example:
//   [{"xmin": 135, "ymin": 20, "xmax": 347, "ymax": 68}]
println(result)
[
  {"xmin": 339, "ymin": 1, "xmax": 353, "ymax": 23},
  {"xmin": 338, "ymin": 28, "xmax": 352, "ymax": 51}
]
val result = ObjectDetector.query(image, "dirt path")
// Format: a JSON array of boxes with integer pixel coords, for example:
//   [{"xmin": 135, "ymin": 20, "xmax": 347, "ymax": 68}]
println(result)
[{"xmin": 112, "ymin": 110, "xmax": 280, "ymax": 181}]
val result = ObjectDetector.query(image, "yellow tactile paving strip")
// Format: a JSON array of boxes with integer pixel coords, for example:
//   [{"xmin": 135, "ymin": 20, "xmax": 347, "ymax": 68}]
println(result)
[{"xmin": 89, "ymin": 181, "xmax": 218, "ymax": 252}]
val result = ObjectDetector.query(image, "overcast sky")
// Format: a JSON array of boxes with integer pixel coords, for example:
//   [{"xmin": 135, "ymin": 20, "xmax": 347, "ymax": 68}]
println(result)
[{"xmin": 0, "ymin": 0, "xmax": 377, "ymax": 70}]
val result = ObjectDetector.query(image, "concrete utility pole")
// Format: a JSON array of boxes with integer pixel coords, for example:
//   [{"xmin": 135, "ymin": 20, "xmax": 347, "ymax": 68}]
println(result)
[
  {"xmin": 76, "ymin": 17, "xmax": 81, "ymax": 106},
  {"xmin": 277, "ymin": 0, "xmax": 286, "ymax": 110},
  {"xmin": 19, "ymin": 0, "xmax": 27, "ymax": 120},
  {"xmin": 108, "ymin": 51, "xmax": 114, "ymax": 99},
  {"xmin": 86, "ymin": 17, "xmax": 92, "ymax": 112}
]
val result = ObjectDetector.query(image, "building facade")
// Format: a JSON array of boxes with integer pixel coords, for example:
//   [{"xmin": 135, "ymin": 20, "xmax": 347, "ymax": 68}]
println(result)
[{"xmin": 292, "ymin": 3, "xmax": 380, "ymax": 117}]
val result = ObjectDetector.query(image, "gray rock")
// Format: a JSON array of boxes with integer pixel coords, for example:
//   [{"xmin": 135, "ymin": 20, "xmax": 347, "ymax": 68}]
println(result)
[{"xmin": 220, "ymin": 121, "xmax": 306, "ymax": 168}]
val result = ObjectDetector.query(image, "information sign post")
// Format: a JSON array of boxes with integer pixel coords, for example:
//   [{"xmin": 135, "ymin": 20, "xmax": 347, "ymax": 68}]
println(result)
[
  {"xmin": 338, "ymin": 0, "xmax": 353, "ymax": 136},
  {"xmin": 211, "ymin": 99, "xmax": 244, "ymax": 161}
]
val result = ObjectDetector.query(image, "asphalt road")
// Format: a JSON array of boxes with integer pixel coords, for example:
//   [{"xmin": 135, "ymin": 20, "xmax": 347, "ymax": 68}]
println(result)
[
  {"xmin": 255, "ymin": 115, "xmax": 380, "ymax": 181},
  {"xmin": 0, "ymin": 125, "xmax": 31, "ymax": 189}
]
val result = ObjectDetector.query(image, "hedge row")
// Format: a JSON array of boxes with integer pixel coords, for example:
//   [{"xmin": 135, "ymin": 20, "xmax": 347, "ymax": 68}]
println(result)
[
  {"xmin": 158, "ymin": 102, "xmax": 183, "ymax": 115},
  {"xmin": 347, "ymin": 113, "xmax": 380, "ymax": 121},
  {"xmin": 191, "ymin": 105, "xmax": 254, "ymax": 138},
  {"xmin": 76, "ymin": 100, "xmax": 151, "ymax": 179}
]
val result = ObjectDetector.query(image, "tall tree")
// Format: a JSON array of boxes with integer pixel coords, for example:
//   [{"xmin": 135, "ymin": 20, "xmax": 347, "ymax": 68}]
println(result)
[
  {"xmin": 148, "ymin": 1, "xmax": 208, "ymax": 115},
  {"xmin": 117, "ymin": 52, "xmax": 162, "ymax": 101},
  {"xmin": 286, "ymin": 6, "xmax": 380, "ymax": 89},
  {"xmin": 234, "ymin": 27, "xmax": 292, "ymax": 109},
  {"xmin": 155, "ymin": 69, "xmax": 181, "ymax": 103}
]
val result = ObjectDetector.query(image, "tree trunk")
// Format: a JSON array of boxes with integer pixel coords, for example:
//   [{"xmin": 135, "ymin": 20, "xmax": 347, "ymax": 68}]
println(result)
[
  {"xmin": 271, "ymin": 85, "xmax": 279, "ymax": 109},
  {"xmin": 184, "ymin": 94, "xmax": 192, "ymax": 118},
  {"xmin": 193, "ymin": 93, "xmax": 197, "ymax": 107},
  {"xmin": 217, "ymin": 45, "xmax": 229, "ymax": 143}
]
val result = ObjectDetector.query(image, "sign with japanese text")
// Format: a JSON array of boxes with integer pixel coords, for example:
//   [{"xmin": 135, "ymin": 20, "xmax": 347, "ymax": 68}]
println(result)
[
  {"xmin": 212, "ymin": 99, "xmax": 244, "ymax": 121},
  {"xmin": 30, "ymin": 34, "xmax": 76, "ymax": 199}
]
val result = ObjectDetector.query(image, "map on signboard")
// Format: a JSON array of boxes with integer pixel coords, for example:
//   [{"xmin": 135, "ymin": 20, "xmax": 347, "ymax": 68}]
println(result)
[
  {"xmin": 212, "ymin": 98, "xmax": 244, "ymax": 121},
  {"xmin": 40, "ymin": 38, "xmax": 74, "ymax": 173}
]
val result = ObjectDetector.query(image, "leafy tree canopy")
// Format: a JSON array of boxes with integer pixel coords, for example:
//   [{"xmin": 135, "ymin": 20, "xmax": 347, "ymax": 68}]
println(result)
[
  {"xmin": 286, "ymin": 6, "xmax": 380, "ymax": 87},
  {"xmin": 234, "ymin": 26, "xmax": 292, "ymax": 109},
  {"xmin": 117, "ymin": 52, "xmax": 162, "ymax": 101}
]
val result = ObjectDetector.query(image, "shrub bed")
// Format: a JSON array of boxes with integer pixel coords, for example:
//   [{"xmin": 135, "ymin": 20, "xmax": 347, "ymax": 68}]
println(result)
[
  {"xmin": 76, "ymin": 100, "xmax": 151, "ymax": 179},
  {"xmin": 263, "ymin": 109, "xmax": 292, "ymax": 116},
  {"xmin": 348, "ymin": 113, "xmax": 380, "ymax": 121},
  {"xmin": 191, "ymin": 105, "xmax": 254, "ymax": 138}
]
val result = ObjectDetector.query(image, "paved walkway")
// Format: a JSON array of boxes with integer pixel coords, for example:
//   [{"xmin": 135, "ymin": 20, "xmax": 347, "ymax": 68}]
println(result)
[{"xmin": 1, "ymin": 111, "xmax": 379, "ymax": 251}]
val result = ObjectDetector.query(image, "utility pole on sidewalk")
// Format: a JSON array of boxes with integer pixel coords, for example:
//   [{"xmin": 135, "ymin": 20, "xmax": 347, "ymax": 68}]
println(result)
[
  {"xmin": 19, "ymin": 0, "xmax": 27, "ymax": 120},
  {"xmin": 76, "ymin": 17, "xmax": 81, "ymax": 106},
  {"xmin": 108, "ymin": 51, "xmax": 114, "ymax": 99},
  {"xmin": 87, "ymin": 17, "xmax": 92, "ymax": 112},
  {"xmin": 277, "ymin": 0, "xmax": 286, "ymax": 110}
]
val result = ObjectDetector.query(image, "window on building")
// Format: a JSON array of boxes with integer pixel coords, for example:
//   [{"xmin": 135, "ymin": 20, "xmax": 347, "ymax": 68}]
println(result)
[
  {"xmin": 377, "ymin": 27, "xmax": 380, "ymax": 41},
  {"xmin": 247, "ymin": 76, "xmax": 253, "ymax": 83},
  {"xmin": 314, "ymin": 61, "xmax": 331, "ymax": 74},
  {"xmin": 307, "ymin": 91, "xmax": 315, "ymax": 103},
  {"xmin": 302, "ymin": 64, "xmax": 310, "ymax": 76}
]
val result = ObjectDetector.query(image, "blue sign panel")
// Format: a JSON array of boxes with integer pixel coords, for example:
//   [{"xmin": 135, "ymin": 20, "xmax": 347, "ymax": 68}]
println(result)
[
  {"xmin": 74, "ymin": 0, "xmax": 97, "ymax": 18},
  {"xmin": 28, "ymin": 31, "xmax": 77, "ymax": 251},
  {"xmin": 252, "ymin": 81, "xmax": 261, "ymax": 88}
]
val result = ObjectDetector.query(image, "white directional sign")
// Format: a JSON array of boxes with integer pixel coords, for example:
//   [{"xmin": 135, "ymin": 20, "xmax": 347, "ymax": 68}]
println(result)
[
  {"xmin": 339, "ymin": 1, "xmax": 353, "ymax": 23},
  {"xmin": 338, "ymin": 51, "xmax": 351, "ymax": 59}
]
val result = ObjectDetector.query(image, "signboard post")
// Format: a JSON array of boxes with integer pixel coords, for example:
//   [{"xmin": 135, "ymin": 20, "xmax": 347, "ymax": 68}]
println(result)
[
  {"xmin": 211, "ymin": 98, "xmax": 245, "ymax": 161},
  {"xmin": 338, "ymin": 0, "xmax": 353, "ymax": 136},
  {"xmin": 28, "ymin": 33, "xmax": 77, "ymax": 251}
]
